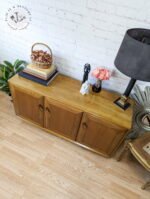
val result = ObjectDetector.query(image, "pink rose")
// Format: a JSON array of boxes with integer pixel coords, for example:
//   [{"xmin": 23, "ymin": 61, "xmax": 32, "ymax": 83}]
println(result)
[
  {"xmin": 92, "ymin": 68, "xmax": 101, "ymax": 78},
  {"xmin": 92, "ymin": 68, "xmax": 111, "ymax": 80}
]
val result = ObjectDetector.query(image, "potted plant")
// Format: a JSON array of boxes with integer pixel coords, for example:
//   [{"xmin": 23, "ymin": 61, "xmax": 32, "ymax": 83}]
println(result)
[
  {"xmin": 92, "ymin": 68, "xmax": 111, "ymax": 93},
  {"xmin": 0, "ymin": 60, "xmax": 26, "ymax": 95}
]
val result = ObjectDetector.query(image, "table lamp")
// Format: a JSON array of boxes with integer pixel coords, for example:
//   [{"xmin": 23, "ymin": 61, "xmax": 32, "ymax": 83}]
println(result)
[{"xmin": 114, "ymin": 28, "xmax": 150, "ymax": 110}]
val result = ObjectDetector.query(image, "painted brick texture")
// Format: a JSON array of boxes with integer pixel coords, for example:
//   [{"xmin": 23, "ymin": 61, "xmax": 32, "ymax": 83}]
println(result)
[{"xmin": 0, "ymin": 0, "xmax": 150, "ymax": 92}]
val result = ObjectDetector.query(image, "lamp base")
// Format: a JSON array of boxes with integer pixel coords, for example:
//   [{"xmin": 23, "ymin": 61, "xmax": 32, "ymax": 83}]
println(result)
[{"xmin": 114, "ymin": 95, "xmax": 131, "ymax": 110}]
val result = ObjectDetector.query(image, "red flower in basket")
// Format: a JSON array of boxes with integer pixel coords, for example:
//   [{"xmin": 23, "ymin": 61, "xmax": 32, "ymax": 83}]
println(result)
[{"xmin": 92, "ymin": 68, "xmax": 111, "ymax": 93}]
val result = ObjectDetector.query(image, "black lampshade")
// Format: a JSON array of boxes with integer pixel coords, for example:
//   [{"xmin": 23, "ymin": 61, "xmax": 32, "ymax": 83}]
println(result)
[{"xmin": 115, "ymin": 28, "xmax": 150, "ymax": 82}]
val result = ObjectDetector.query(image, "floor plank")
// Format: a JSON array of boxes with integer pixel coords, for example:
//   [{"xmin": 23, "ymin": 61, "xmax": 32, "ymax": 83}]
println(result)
[{"xmin": 0, "ymin": 91, "xmax": 149, "ymax": 199}]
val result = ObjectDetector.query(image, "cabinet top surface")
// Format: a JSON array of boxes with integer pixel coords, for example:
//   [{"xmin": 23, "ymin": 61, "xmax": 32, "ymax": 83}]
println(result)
[{"xmin": 9, "ymin": 74, "xmax": 132, "ymax": 129}]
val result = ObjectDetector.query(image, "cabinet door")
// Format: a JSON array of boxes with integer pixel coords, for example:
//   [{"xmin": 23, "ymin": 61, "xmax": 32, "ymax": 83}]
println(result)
[
  {"xmin": 45, "ymin": 99, "xmax": 83, "ymax": 140},
  {"xmin": 77, "ymin": 113, "xmax": 127, "ymax": 156},
  {"xmin": 12, "ymin": 86, "xmax": 44, "ymax": 126}
]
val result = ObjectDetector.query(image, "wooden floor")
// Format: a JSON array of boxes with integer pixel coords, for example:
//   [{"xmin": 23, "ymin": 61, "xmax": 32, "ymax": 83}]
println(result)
[{"xmin": 0, "ymin": 92, "xmax": 149, "ymax": 199}]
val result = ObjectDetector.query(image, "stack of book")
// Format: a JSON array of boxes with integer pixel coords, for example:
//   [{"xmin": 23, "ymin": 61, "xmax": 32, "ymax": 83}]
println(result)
[{"xmin": 19, "ymin": 64, "xmax": 58, "ymax": 86}]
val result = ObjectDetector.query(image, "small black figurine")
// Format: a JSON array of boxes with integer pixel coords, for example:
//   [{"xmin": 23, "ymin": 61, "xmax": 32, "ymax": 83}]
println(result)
[{"xmin": 82, "ymin": 63, "xmax": 91, "ymax": 84}]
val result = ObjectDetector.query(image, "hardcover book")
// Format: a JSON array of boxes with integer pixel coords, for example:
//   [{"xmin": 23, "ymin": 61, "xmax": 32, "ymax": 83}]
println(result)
[
  {"xmin": 23, "ymin": 68, "xmax": 57, "ymax": 80},
  {"xmin": 19, "ymin": 70, "xmax": 58, "ymax": 86},
  {"xmin": 24, "ymin": 64, "xmax": 56, "ymax": 80}
]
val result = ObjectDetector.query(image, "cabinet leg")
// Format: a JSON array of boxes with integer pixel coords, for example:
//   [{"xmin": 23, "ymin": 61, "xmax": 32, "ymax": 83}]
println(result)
[
  {"xmin": 116, "ymin": 140, "xmax": 130, "ymax": 161},
  {"xmin": 141, "ymin": 181, "xmax": 150, "ymax": 190}
]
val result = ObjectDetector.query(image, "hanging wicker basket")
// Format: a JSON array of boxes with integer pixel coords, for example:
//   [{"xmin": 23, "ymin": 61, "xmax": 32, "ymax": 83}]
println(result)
[{"xmin": 31, "ymin": 43, "xmax": 53, "ymax": 69}]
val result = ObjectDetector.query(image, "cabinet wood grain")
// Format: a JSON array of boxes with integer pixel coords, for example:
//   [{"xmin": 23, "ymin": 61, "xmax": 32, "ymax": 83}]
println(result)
[
  {"xmin": 77, "ymin": 113, "xmax": 127, "ymax": 156},
  {"xmin": 11, "ymin": 86, "xmax": 44, "ymax": 126},
  {"xmin": 45, "ymin": 99, "xmax": 82, "ymax": 140}
]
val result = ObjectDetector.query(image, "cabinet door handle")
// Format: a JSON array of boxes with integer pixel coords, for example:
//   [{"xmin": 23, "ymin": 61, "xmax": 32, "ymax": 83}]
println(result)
[
  {"xmin": 39, "ymin": 104, "xmax": 44, "ymax": 112},
  {"xmin": 46, "ymin": 107, "xmax": 51, "ymax": 113},
  {"xmin": 82, "ymin": 122, "xmax": 88, "ymax": 129}
]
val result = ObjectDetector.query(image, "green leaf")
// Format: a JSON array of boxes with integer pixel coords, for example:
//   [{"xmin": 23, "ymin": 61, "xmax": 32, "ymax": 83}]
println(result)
[
  {"xmin": 2, "ymin": 67, "xmax": 6, "ymax": 80},
  {"xmin": 0, "ymin": 65, "xmax": 5, "ymax": 74},
  {"xmin": 0, "ymin": 85, "xmax": 5, "ymax": 89},
  {"xmin": 8, "ymin": 72, "xmax": 15, "ymax": 79},
  {"xmin": 2, "ymin": 67, "xmax": 10, "ymax": 80},
  {"xmin": 14, "ymin": 60, "xmax": 27, "ymax": 70},
  {"xmin": 0, "ymin": 84, "xmax": 7, "ymax": 89},
  {"xmin": 3, "ymin": 61, "xmax": 13, "ymax": 70},
  {"xmin": 0, "ymin": 64, "xmax": 6, "ymax": 69},
  {"xmin": 1, "ymin": 62, "xmax": 13, "ymax": 73},
  {"xmin": 4, "ymin": 66, "xmax": 12, "ymax": 73},
  {"xmin": 0, "ymin": 78, "xmax": 7, "ymax": 84},
  {"xmin": 15, "ymin": 66, "xmax": 24, "ymax": 73},
  {"xmin": 0, "ymin": 81, "xmax": 8, "ymax": 89}
]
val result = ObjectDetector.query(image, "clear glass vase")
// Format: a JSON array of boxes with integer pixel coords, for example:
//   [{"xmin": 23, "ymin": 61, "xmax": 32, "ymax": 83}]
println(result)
[{"xmin": 92, "ymin": 79, "xmax": 102, "ymax": 93}]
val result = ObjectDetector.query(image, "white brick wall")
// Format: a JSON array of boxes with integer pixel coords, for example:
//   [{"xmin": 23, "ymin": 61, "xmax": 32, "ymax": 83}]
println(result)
[{"xmin": 0, "ymin": 0, "xmax": 150, "ymax": 93}]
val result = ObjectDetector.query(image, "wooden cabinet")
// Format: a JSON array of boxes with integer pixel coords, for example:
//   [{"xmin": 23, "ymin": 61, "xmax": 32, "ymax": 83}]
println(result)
[
  {"xmin": 44, "ymin": 99, "xmax": 82, "ymax": 140},
  {"xmin": 9, "ymin": 74, "xmax": 132, "ymax": 157},
  {"xmin": 11, "ymin": 86, "xmax": 44, "ymax": 126},
  {"xmin": 77, "ymin": 113, "xmax": 127, "ymax": 156}
]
